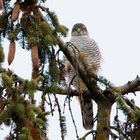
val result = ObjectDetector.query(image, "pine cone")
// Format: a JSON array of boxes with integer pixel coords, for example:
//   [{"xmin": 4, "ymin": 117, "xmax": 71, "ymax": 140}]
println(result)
[
  {"xmin": 12, "ymin": 1, "xmax": 20, "ymax": 22},
  {"xmin": 0, "ymin": 0, "xmax": 4, "ymax": 9},
  {"xmin": 8, "ymin": 41, "xmax": 16, "ymax": 65},
  {"xmin": 27, "ymin": 121, "xmax": 42, "ymax": 140},
  {"xmin": 31, "ymin": 45, "xmax": 39, "ymax": 69}
]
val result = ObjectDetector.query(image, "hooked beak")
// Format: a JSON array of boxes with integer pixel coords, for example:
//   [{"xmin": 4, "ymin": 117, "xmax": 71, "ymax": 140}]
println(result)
[
  {"xmin": 77, "ymin": 28, "xmax": 81, "ymax": 35},
  {"xmin": 77, "ymin": 28, "xmax": 81, "ymax": 33}
]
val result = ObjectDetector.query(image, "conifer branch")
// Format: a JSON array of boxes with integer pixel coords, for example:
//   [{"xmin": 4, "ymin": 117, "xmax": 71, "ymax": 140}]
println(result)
[
  {"xmin": 0, "ymin": 1, "xmax": 140, "ymax": 139},
  {"xmin": 1, "ymin": 38, "xmax": 140, "ymax": 102}
]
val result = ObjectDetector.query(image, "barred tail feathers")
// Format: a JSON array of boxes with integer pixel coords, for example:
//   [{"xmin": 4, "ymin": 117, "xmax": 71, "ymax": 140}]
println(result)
[{"xmin": 80, "ymin": 96, "xmax": 94, "ymax": 130}]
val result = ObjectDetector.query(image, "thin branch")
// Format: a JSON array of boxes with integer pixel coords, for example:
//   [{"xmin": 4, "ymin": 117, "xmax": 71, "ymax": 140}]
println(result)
[
  {"xmin": 47, "ymin": 93, "xmax": 54, "ymax": 116},
  {"xmin": 79, "ymin": 129, "xmax": 96, "ymax": 140},
  {"xmin": 110, "ymin": 126, "xmax": 130, "ymax": 140},
  {"xmin": 53, "ymin": 93, "xmax": 67, "ymax": 140},
  {"xmin": 62, "ymin": 96, "xmax": 67, "ymax": 113},
  {"xmin": 68, "ymin": 97, "xmax": 79, "ymax": 139},
  {"xmin": 118, "ymin": 76, "xmax": 140, "ymax": 95},
  {"xmin": 123, "ymin": 96, "xmax": 137, "ymax": 110},
  {"xmin": 37, "ymin": 5, "xmax": 49, "ymax": 12}
]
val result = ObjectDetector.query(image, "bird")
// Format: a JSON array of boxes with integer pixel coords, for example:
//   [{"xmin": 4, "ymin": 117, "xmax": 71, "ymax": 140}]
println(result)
[{"xmin": 64, "ymin": 23, "xmax": 101, "ymax": 130}]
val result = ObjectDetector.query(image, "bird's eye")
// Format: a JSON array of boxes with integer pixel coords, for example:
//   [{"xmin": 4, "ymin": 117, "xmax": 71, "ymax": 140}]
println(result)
[{"xmin": 82, "ymin": 27, "xmax": 86, "ymax": 30}]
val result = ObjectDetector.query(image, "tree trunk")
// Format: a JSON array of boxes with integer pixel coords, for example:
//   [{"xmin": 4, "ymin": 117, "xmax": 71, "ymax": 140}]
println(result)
[{"xmin": 96, "ymin": 101, "xmax": 113, "ymax": 140}]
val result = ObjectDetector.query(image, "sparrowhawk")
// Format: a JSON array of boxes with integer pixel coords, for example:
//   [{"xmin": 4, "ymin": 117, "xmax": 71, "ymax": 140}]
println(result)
[{"xmin": 64, "ymin": 23, "xmax": 101, "ymax": 130}]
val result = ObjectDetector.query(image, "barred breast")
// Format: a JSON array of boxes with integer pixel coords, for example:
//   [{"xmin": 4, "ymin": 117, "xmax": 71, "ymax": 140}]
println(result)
[
  {"xmin": 64, "ymin": 35, "xmax": 101, "ymax": 89},
  {"xmin": 70, "ymin": 35, "xmax": 101, "ymax": 72}
]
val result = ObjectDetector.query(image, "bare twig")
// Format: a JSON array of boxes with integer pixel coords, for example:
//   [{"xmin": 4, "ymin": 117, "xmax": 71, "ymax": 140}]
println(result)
[
  {"xmin": 118, "ymin": 76, "xmax": 140, "ymax": 95},
  {"xmin": 47, "ymin": 93, "xmax": 54, "ymax": 116},
  {"xmin": 123, "ymin": 96, "xmax": 137, "ymax": 110},
  {"xmin": 62, "ymin": 96, "xmax": 67, "ymax": 114},
  {"xmin": 68, "ymin": 97, "xmax": 79, "ymax": 139},
  {"xmin": 80, "ymin": 129, "xmax": 96, "ymax": 140},
  {"xmin": 110, "ymin": 126, "xmax": 130, "ymax": 140},
  {"xmin": 53, "ymin": 93, "xmax": 67, "ymax": 140}
]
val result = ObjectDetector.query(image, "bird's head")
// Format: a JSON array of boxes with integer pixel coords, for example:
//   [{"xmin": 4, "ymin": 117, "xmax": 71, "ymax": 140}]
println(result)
[{"xmin": 71, "ymin": 23, "xmax": 89, "ymax": 36}]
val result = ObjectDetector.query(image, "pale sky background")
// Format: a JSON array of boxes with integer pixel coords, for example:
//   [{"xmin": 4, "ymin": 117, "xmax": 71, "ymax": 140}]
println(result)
[{"xmin": 1, "ymin": 0, "xmax": 140, "ymax": 140}]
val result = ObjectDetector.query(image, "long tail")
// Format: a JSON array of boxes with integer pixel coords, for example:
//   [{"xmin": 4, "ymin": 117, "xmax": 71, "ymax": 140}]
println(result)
[{"xmin": 80, "ymin": 96, "xmax": 94, "ymax": 130}]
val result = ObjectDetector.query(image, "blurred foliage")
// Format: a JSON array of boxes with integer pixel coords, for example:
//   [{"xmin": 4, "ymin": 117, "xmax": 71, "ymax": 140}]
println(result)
[
  {"xmin": 114, "ymin": 96, "xmax": 140, "ymax": 139},
  {"xmin": 0, "ymin": 45, "xmax": 4, "ymax": 65},
  {"xmin": 0, "ymin": 0, "xmax": 68, "ymax": 139}
]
